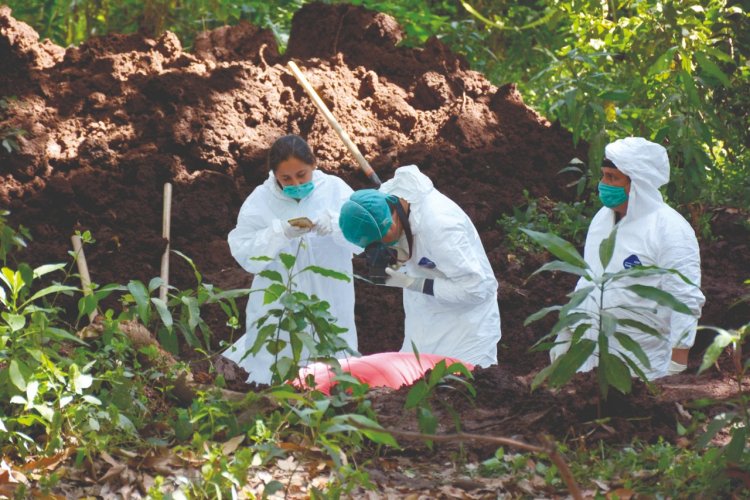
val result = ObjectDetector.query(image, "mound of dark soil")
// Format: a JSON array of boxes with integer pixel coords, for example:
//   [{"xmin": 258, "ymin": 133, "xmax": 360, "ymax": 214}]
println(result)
[{"xmin": 1, "ymin": 2, "xmax": 748, "ymax": 446}]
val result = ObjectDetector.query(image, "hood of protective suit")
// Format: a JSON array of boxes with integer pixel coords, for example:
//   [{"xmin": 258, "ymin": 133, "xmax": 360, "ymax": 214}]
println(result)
[
  {"xmin": 379, "ymin": 164, "xmax": 434, "ymax": 203},
  {"xmin": 604, "ymin": 137, "xmax": 670, "ymax": 221}
]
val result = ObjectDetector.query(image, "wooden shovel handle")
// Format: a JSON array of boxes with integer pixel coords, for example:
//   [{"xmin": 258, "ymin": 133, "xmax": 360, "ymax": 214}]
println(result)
[{"xmin": 287, "ymin": 61, "xmax": 382, "ymax": 187}]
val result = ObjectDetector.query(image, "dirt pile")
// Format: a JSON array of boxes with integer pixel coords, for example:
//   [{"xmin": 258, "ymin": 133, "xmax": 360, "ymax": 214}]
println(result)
[{"xmin": 0, "ymin": 2, "xmax": 748, "ymax": 444}]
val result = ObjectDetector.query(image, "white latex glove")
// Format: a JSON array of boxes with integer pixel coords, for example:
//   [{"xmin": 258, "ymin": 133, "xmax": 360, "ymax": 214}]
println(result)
[
  {"xmin": 280, "ymin": 220, "xmax": 311, "ymax": 239},
  {"xmin": 549, "ymin": 339, "xmax": 570, "ymax": 364},
  {"xmin": 384, "ymin": 267, "xmax": 424, "ymax": 292},
  {"xmin": 667, "ymin": 360, "xmax": 687, "ymax": 375},
  {"xmin": 312, "ymin": 211, "xmax": 334, "ymax": 236}
]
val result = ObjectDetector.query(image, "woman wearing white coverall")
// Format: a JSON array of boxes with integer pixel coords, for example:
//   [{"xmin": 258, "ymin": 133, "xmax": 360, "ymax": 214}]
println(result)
[
  {"xmin": 338, "ymin": 165, "xmax": 501, "ymax": 367},
  {"xmin": 223, "ymin": 135, "xmax": 359, "ymax": 384},
  {"xmin": 550, "ymin": 137, "xmax": 705, "ymax": 380}
]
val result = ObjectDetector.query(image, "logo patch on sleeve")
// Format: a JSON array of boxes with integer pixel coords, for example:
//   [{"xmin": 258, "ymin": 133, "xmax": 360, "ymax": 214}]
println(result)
[
  {"xmin": 418, "ymin": 257, "xmax": 436, "ymax": 269},
  {"xmin": 623, "ymin": 254, "xmax": 642, "ymax": 269}
]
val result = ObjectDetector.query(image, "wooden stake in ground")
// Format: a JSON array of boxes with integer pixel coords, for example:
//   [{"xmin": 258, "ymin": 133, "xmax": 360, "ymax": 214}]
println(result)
[
  {"xmin": 71, "ymin": 234, "xmax": 97, "ymax": 323},
  {"xmin": 159, "ymin": 182, "xmax": 172, "ymax": 302},
  {"xmin": 287, "ymin": 60, "xmax": 382, "ymax": 187}
]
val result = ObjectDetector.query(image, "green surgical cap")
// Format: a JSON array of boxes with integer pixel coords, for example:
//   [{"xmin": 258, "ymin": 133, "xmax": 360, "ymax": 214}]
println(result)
[{"xmin": 339, "ymin": 189, "xmax": 397, "ymax": 247}]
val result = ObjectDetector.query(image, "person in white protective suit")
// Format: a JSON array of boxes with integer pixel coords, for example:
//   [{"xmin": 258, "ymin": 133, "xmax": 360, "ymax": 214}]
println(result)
[
  {"xmin": 550, "ymin": 137, "xmax": 706, "ymax": 379},
  {"xmin": 338, "ymin": 164, "xmax": 501, "ymax": 367},
  {"xmin": 222, "ymin": 135, "xmax": 359, "ymax": 384}
]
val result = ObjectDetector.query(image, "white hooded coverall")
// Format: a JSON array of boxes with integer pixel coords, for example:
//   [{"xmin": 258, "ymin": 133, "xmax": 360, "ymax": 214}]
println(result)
[
  {"xmin": 380, "ymin": 165, "xmax": 501, "ymax": 367},
  {"xmin": 223, "ymin": 170, "xmax": 359, "ymax": 384},
  {"xmin": 550, "ymin": 138, "xmax": 705, "ymax": 380}
]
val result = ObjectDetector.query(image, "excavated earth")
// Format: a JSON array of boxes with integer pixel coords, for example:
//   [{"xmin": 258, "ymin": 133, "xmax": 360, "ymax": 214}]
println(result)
[{"xmin": 1, "ymin": 1, "xmax": 749, "ymax": 465}]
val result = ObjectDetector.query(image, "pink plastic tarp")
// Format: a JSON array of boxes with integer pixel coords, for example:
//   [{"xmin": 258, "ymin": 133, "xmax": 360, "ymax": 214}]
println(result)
[{"xmin": 294, "ymin": 352, "xmax": 474, "ymax": 395}]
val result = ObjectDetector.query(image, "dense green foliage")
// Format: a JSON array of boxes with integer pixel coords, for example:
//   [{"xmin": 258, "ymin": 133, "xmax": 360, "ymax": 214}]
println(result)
[{"xmin": 5, "ymin": 0, "xmax": 749, "ymax": 208}]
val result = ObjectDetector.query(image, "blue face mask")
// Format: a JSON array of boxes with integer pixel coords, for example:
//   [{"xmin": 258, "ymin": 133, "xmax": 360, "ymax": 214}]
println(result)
[
  {"xmin": 282, "ymin": 181, "xmax": 314, "ymax": 200},
  {"xmin": 598, "ymin": 182, "xmax": 629, "ymax": 208}
]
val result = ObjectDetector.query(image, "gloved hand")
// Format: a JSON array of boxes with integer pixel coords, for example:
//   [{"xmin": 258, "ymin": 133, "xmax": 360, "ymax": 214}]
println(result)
[
  {"xmin": 384, "ymin": 267, "xmax": 424, "ymax": 292},
  {"xmin": 281, "ymin": 220, "xmax": 311, "ymax": 239},
  {"xmin": 667, "ymin": 360, "xmax": 687, "ymax": 375},
  {"xmin": 549, "ymin": 342, "xmax": 568, "ymax": 364},
  {"xmin": 312, "ymin": 211, "xmax": 334, "ymax": 236}
]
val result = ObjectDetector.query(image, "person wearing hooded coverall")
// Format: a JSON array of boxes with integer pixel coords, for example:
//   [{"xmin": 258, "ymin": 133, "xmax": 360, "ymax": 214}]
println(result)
[
  {"xmin": 550, "ymin": 137, "xmax": 706, "ymax": 379},
  {"xmin": 338, "ymin": 164, "xmax": 501, "ymax": 367},
  {"xmin": 222, "ymin": 135, "xmax": 360, "ymax": 384}
]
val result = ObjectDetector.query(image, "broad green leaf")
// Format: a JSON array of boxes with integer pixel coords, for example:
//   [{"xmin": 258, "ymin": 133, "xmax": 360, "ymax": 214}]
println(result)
[
  {"xmin": 531, "ymin": 358, "xmax": 559, "ymax": 391},
  {"xmin": 695, "ymin": 51, "xmax": 730, "ymax": 86},
  {"xmin": 524, "ymin": 305, "xmax": 562, "ymax": 326},
  {"xmin": 302, "ymin": 266, "xmax": 351, "ymax": 282},
  {"xmin": 679, "ymin": 70, "xmax": 700, "ymax": 107},
  {"xmin": 45, "ymin": 327, "xmax": 87, "ymax": 345},
  {"xmin": 263, "ymin": 283, "xmax": 286, "ymax": 305},
  {"xmin": 417, "ymin": 406, "xmax": 438, "ymax": 436},
  {"xmin": 548, "ymin": 339, "xmax": 596, "ymax": 386},
  {"xmin": 428, "ymin": 360, "xmax": 448, "ymax": 387},
  {"xmin": 25, "ymin": 285, "xmax": 78, "ymax": 305},
  {"xmin": 127, "ymin": 281, "xmax": 151, "ymax": 324},
  {"xmin": 601, "ymin": 353, "xmax": 632, "ymax": 394},
  {"xmin": 598, "ymin": 227, "xmax": 617, "ymax": 270},
  {"xmin": 724, "ymin": 427, "xmax": 747, "ymax": 462},
  {"xmin": 614, "ymin": 332, "xmax": 651, "ymax": 368},
  {"xmin": 274, "ymin": 356, "xmax": 293, "ymax": 381},
  {"xmin": 405, "ymin": 380, "xmax": 429, "ymax": 409},
  {"xmin": 34, "ymin": 404, "xmax": 55, "ymax": 422},
  {"xmin": 279, "ymin": 253, "xmax": 296, "ymax": 270},
  {"xmin": 521, "ymin": 228, "xmax": 587, "ymax": 269},
  {"xmin": 172, "ymin": 250, "xmax": 202, "ymax": 283},
  {"xmin": 626, "ymin": 284, "xmax": 692, "ymax": 314},
  {"xmin": 550, "ymin": 312, "xmax": 590, "ymax": 338},
  {"xmin": 9, "ymin": 359, "xmax": 27, "ymax": 391},
  {"xmin": 531, "ymin": 260, "xmax": 589, "ymax": 278},
  {"xmin": 600, "ymin": 311, "xmax": 618, "ymax": 337},
  {"xmin": 335, "ymin": 414, "xmax": 398, "ymax": 447},
  {"xmin": 560, "ymin": 285, "xmax": 596, "ymax": 315},
  {"xmin": 148, "ymin": 277, "xmax": 163, "ymax": 293},
  {"xmin": 250, "ymin": 323, "xmax": 278, "ymax": 355},
  {"xmin": 618, "ymin": 318, "xmax": 661, "ymax": 337},
  {"xmin": 151, "ymin": 297, "xmax": 173, "ymax": 330},
  {"xmin": 258, "ymin": 270, "xmax": 284, "ymax": 283},
  {"xmin": 77, "ymin": 294, "xmax": 97, "ymax": 320},
  {"xmin": 26, "ymin": 380, "xmax": 38, "ymax": 403},
  {"xmin": 444, "ymin": 362, "xmax": 474, "ymax": 380},
  {"xmin": 181, "ymin": 295, "xmax": 200, "ymax": 330},
  {"xmin": 698, "ymin": 327, "xmax": 737, "ymax": 374},
  {"xmin": 696, "ymin": 415, "xmax": 728, "ymax": 449},
  {"xmin": 4, "ymin": 313, "xmax": 25, "ymax": 332},
  {"xmin": 620, "ymin": 354, "xmax": 651, "ymax": 384},
  {"xmin": 608, "ymin": 265, "xmax": 695, "ymax": 285}
]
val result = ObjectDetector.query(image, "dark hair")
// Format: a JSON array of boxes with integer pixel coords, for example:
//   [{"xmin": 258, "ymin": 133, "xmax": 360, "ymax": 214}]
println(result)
[
  {"xmin": 267, "ymin": 135, "xmax": 316, "ymax": 172},
  {"xmin": 602, "ymin": 158, "xmax": 618, "ymax": 169}
]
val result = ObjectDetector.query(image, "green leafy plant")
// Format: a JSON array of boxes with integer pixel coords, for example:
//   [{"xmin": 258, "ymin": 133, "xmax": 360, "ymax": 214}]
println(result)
[
  {"xmin": 243, "ymin": 245, "xmax": 356, "ymax": 385},
  {"xmin": 403, "ymin": 352, "xmax": 475, "ymax": 448},
  {"xmin": 498, "ymin": 190, "xmax": 595, "ymax": 254},
  {"xmin": 694, "ymin": 285, "xmax": 749, "ymax": 465},
  {"xmin": 0, "ymin": 224, "xmax": 148, "ymax": 459},
  {"xmin": 119, "ymin": 250, "xmax": 248, "ymax": 356},
  {"xmin": 522, "ymin": 227, "xmax": 695, "ymax": 399}
]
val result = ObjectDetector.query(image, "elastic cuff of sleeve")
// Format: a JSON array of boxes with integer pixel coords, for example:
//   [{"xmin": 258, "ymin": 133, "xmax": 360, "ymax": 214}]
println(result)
[{"xmin": 422, "ymin": 279, "xmax": 434, "ymax": 296}]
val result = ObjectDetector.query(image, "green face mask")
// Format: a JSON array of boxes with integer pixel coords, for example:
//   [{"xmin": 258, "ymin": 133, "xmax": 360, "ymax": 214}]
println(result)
[{"xmin": 598, "ymin": 182, "xmax": 629, "ymax": 208}]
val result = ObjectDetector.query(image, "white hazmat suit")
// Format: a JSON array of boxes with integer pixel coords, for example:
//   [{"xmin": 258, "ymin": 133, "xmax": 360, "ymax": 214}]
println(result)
[
  {"xmin": 223, "ymin": 170, "xmax": 359, "ymax": 384},
  {"xmin": 380, "ymin": 165, "xmax": 501, "ymax": 366},
  {"xmin": 550, "ymin": 138, "xmax": 705, "ymax": 379}
]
